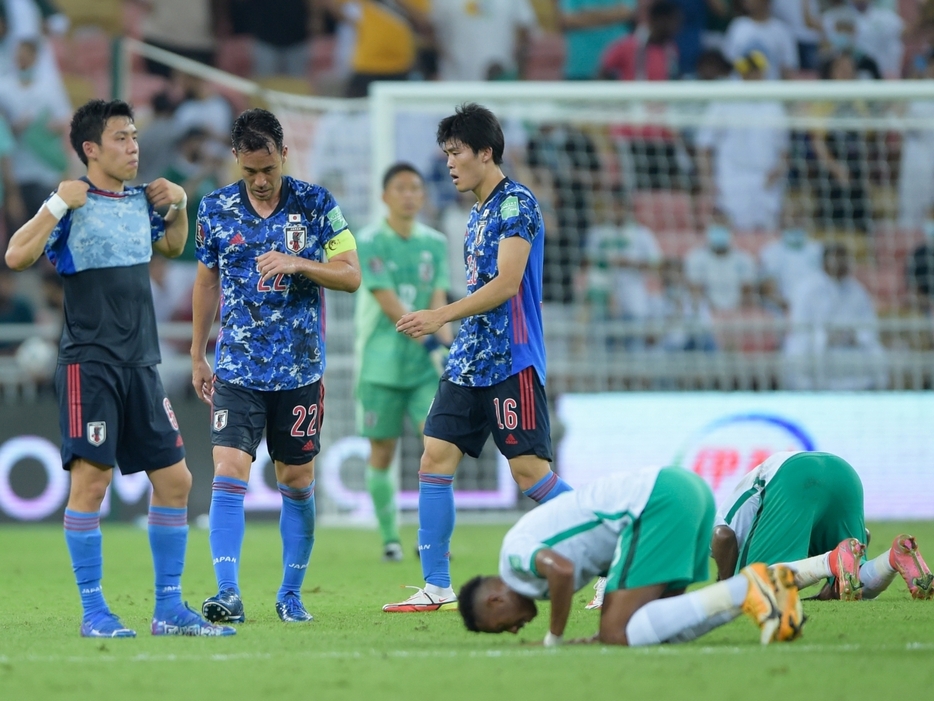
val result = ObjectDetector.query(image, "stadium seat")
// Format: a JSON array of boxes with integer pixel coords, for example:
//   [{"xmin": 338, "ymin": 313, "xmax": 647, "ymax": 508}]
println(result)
[
  {"xmin": 129, "ymin": 72, "xmax": 171, "ymax": 110},
  {"xmin": 655, "ymin": 229, "xmax": 701, "ymax": 258},
  {"xmin": 632, "ymin": 190, "xmax": 695, "ymax": 231},
  {"xmin": 711, "ymin": 308, "xmax": 781, "ymax": 353},
  {"xmin": 523, "ymin": 32, "xmax": 565, "ymax": 81},
  {"xmin": 56, "ymin": 0, "xmax": 123, "ymax": 35},
  {"xmin": 67, "ymin": 26, "xmax": 112, "ymax": 77},
  {"xmin": 732, "ymin": 231, "xmax": 778, "ymax": 259},
  {"xmin": 216, "ymin": 36, "xmax": 254, "ymax": 78},
  {"xmin": 310, "ymin": 36, "xmax": 336, "ymax": 77},
  {"xmin": 855, "ymin": 263, "xmax": 906, "ymax": 312}
]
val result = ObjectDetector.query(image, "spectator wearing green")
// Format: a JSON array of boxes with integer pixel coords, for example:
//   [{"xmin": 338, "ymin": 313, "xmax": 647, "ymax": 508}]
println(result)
[
  {"xmin": 354, "ymin": 163, "xmax": 452, "ymax": 562},
  {"xmin": 160, "ymin": 127, "xmax": 226, "ymax": 262}
]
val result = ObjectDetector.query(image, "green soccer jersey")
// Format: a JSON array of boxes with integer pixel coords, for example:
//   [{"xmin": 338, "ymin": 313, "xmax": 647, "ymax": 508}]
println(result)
[{"xmin": 354, "ymin": 219, "xmax": 450, "ymax": 388}]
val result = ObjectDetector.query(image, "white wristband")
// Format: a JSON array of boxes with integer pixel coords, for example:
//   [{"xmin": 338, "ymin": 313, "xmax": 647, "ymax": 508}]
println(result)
[
  {"xmin": 170, "ymin": 193, "xmax": 188, "ymax": 211},
  {"xmin": 45, "ymin": 193, "xmax": 69, "ymax": 221},
  {"xmin": 543, "ymin": 632, "xmax": 563, "ymax": 648}
]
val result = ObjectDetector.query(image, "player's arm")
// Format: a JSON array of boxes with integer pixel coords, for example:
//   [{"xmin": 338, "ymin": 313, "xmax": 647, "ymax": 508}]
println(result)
[
  {"xmin": 533, "ymin": 548, "xmax": 576, "ymax": 643},
  {"xmin": 256, "ymin": 230, "xmax": 361, "ymax": 293},
  {"xmin": 191, "ymin": 262, "xmax": 221, "ymax": 405},
  {"xmin": 148, "ymin": 178, "xmax": 189, "ymax": 258},
  {"xmin": 5, "ymin": 180, "xmax": 88, "ymax": 270},
  {"xmin": 428, "ymin": 288, "xmax": 454, "ymax": 346},
  {"xmin": 396, "ymin": 236, "xmax": 529, "ymax": 339},
  {"xmin": 710, "ymin": 525, "xmax": 739, "ymax": 581}
]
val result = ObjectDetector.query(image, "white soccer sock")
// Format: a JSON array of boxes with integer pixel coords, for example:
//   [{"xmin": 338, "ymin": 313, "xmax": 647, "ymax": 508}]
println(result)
[
  {"xmin": 780, "ymin": 553, "xmax": 832, "ymax": 590},
  {"xmin": 623, "ymin": 577, "xmax": 746, "ymax": 647},
  {"xmin": 859, "ymin": 550, "xmax": 897, "ymax": 599},
  {"xmin": 425, "ymin": 583, "xmax": 455, "ymax": 598}
]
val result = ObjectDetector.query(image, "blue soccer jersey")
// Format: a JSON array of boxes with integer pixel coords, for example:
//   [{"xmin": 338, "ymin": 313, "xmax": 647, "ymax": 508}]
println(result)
[
  {"xmin": 445, "ymin": 178, "xmax": 546, "ymax": 387},
  {"xmin": 45, "ymin": 181, "xmax": 166, "ymax": 366},
  {"xmin": 197, "ymin": 175, "xmax": 350, "ymax": 391}
]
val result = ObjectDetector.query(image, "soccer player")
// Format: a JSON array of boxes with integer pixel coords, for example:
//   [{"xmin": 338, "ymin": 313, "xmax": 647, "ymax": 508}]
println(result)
[
  {"xmin": 4, "ymin": 99, "xmax": 233, "ymax": 638},
  {"xmin": 192, "ymin": 108, "xmax": 361, "ymax": 624},
  {"xmin": 458, "ymin": 466, "xmax": 804, "ymax": 647},
  {"xmin": 711, "ymin": 451, "xmax": 934, "ymax": 601},
  {"xmin": 383, "ymin": 103, "xmax": 574, "ymax": 612},
  {"xmin": 355, "ymin": 163, "xmax": 452, "ymax": 562}
]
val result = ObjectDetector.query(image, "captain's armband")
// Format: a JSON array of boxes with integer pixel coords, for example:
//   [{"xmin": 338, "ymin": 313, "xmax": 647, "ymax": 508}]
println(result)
[{"xmin": 323, "ymin": 230, "xmax": 357, "ymax": 260}]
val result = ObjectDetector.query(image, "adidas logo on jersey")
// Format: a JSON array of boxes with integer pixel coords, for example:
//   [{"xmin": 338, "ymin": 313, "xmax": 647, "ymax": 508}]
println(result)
[
  {"xmin": 301, "ymin": 439, "xmax": 315, "ymax": 452},
  {"xmin": 229, "ymin": 233, "xmax": 245, "ymax": 245},
  {"xmin": 505, "ymin": 434, "xmax": 518, "ymax": 445}
]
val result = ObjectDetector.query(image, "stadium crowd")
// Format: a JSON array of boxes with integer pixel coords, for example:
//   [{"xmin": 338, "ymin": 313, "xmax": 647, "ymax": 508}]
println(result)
[{"xmin": 1, "ymin": 0, "xmax": 934, "ymax": 391}]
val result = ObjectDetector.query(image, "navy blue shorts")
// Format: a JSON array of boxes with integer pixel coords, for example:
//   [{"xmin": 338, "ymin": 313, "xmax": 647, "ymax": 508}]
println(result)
[
  {"xmin": 55, "ymin": 362, "xmax": 185, "ymax": 474},
  {"xmin": 211, "ymin": 377, "xmax": 324, "ymax": 465},
  {"xmin": 423, "ymin": 367, "xmax": 552, "ymax": 461}
]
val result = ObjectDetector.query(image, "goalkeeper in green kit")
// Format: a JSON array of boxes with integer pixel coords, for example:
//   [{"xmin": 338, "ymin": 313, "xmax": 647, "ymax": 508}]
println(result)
[{"xmin": 354, "ymin": 163, "xmax": 453, "ymax": 561}]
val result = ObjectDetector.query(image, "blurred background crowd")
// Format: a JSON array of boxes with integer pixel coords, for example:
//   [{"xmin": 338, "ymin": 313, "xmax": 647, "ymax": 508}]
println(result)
[{"xmin": 1, "ymin": 0, "xmax": 934, "ymax": 393}]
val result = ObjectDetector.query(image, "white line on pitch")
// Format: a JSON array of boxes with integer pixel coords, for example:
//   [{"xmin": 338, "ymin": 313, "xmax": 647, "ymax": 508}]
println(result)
[{"xmin": 0, "ymin": 642, "xmax": 931, "ymax": 664}]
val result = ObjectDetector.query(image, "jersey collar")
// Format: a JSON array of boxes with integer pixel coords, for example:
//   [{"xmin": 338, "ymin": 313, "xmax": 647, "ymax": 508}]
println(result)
[
  {"xmin": 480, "ymin": 176, "xmax": 510, "ymax": 208},
  {"xmin": 238, "ymin": 176, "xmax": 291, "ymax": 219}
]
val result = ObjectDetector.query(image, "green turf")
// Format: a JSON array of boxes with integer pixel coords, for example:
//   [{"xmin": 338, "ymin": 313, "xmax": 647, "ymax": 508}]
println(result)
[{"xmin": 1, "ymin": 520, "xmax": 933, "ymax": 701}]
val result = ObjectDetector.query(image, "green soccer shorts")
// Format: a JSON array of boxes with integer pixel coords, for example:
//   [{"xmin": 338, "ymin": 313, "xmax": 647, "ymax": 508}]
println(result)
[
  {"xmin": 355, "ymin": 377, "xmax": 439, "ymax": 439},
  {"xmin": 737, "ymin": 452, "xmax": 866, "ymax": 572},
  {"xmin": 606, "ymin": 467, "xmax": 716, "ymax": 594}
]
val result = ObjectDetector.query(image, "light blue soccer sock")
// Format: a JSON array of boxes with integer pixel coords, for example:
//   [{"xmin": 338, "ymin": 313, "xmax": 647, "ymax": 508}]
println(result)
[
  {"xmin": 64, "ymin": 510, "xmax": 108, "ymax": 620},
  {"xmin": 148, "ymin": 505, "xmax": 188, "ymax": 617},
  {"xmin": 209, "ymin": 476, "xmax": 248, "ymax": 594},
  {"xmin": 277, "ymin": 481, "xmax": 316, "ymax": 601},
  {"xmin": 417, "ymin": 473, "xmax": 455, "ymax": 589},
  {"xmin": 522, "ymin": 470, "xmax": 573, "ymax": 503}
]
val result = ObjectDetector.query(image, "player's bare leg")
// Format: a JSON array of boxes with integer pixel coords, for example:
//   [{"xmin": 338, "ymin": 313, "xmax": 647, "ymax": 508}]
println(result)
[
  {"xmin": 383, "ymin": 436, "xmax": 460, "ymax": 612},
  {"xmin": 273, "ymin": 460, "xmax": 317, "ymax": 621}
]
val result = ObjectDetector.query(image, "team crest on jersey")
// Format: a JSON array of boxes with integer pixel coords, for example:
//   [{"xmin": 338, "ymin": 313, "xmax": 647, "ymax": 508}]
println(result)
[
  {"xmin": 285, "ymin": 223, "xmax": 307, "ymax": 253},
  {"xmin": 369, "ymin": 256, "xmax": 384, "ymax": 274},
  {"xmin": 213, "ymin": 409, "xmax": 228, "ymax": 431},
  {"xmin": 87, "ymin": 421, "xmax": 106, "ymax": 446}
]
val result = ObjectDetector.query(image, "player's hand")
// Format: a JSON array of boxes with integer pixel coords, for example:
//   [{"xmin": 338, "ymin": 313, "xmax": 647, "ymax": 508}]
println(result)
[
  {"xmin": 256, "ymin": 250, "xmax": 304, "ymax": 283},
  {"xmin": 397, "ymin": 309, "xmax": 445, "ymax": 339},
  {"xmin": 146, "ymin": 178, "xmax": 186, "ymax": 209},
  {"xmin": 55, "ymin": 180, "xmax": 90, "ymax": 210},
  {"xmin": 192, "ymin": 356, "xmax": 214, "ymax": 405}
]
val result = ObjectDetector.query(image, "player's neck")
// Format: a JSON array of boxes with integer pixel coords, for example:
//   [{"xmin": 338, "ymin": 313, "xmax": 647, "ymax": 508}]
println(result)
[
  {"xmin": 473, "ymin": 170, "xmax": 506, "ymax": 205},
  {"xmin": 85, "ymin": 165, "xmax": 125, "ymax": 192},
  {"xmin": 386, "ymin": 213, "xmax": 415, "ymax": 239},
  {"xmin": 248, "ymin": 185, "xmax": 283, "ymax": 219}
]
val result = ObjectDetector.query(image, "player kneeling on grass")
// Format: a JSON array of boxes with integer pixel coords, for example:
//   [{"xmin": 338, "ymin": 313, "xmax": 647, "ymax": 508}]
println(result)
[
  {"xmin": 458, "ymin": 466, "xmax": 804, "ymax": 647},
  {"xmin": 711, "ymin": 451, "xmax": 933, "ymax": 602}
]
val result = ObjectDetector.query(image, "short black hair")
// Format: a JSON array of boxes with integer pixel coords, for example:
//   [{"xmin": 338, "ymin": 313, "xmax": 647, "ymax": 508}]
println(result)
[
  {"xmin": 69, "ymin": 99, "xmax": 135, "ymax": 166},
  {"xmin": 436, "ymin": 103, "xmax": 504, "ymax": 165},
  {"xmin": 457, "ymin": 576, "xmax": 487, "ymax": 633},
  {"xmin": 231, "ymin": 108, "xmax": 284, "ymax": 154},
  {"xmin": 382, "ymin": 162, "xmax": 422, "ymax": 189}
]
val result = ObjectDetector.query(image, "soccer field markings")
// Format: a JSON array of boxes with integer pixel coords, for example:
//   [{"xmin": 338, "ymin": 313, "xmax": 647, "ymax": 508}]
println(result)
[{"xmin": 0, "ymin": 642, "xmax": 931, "ymax": 665}]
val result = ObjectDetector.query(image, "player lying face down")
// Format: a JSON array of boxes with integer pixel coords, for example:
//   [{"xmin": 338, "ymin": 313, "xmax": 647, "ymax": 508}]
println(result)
[{"xmin": 458, "ymin": 467, "xmax": 804, "ymax": 647}]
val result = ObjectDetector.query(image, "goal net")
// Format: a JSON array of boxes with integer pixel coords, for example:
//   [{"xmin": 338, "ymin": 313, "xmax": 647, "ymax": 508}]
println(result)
[{"xmin": 120, "ymin": 39, "xmax": 934, "ymax": 518}]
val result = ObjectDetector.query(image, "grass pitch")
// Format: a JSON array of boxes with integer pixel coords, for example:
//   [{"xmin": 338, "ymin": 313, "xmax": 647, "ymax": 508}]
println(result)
[{"xmin": 1, "ymin": 520, "xmax": 933, "ymax": 701}]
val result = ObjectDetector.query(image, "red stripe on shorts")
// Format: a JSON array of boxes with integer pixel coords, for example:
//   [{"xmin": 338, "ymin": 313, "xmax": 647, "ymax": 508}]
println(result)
[{"xmin": 69, "ymin": 364, "xmax": 83, "ymax": 438}]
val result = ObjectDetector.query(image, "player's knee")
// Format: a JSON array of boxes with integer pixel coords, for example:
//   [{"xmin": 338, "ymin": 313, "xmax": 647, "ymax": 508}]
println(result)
[{"xmin": 597, "ymin": 619, "xmax": 630, "ymax": 646}]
